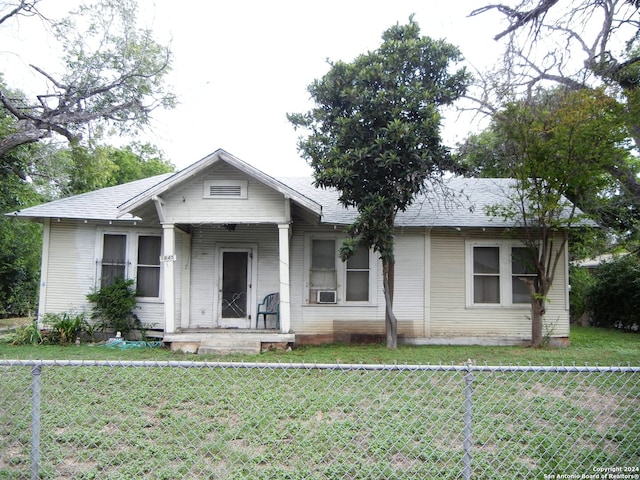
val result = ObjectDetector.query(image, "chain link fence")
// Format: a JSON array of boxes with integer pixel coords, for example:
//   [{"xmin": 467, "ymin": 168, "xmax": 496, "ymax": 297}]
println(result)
[{"xmin": 1, "ymin": 360, "xmax": 638, "ymax": 479}]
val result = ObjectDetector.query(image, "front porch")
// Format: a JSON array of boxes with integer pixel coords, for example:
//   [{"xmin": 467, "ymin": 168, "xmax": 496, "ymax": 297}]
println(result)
[{"xmin": 163, "ymin": 329, "xmax": 296, "ymax": 355}]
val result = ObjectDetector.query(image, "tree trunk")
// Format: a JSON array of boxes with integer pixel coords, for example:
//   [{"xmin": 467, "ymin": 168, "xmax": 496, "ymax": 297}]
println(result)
[
  {"xmin": 524, "ymin": 277, "xmax": 547, "ymax": 348},
  {"xmin": 530, "ymin": 298, "xmax": 545, "ymax": 348},
  {"xmin": 382, "ymin": 259, "xmax": 397, "ymax": 349}
]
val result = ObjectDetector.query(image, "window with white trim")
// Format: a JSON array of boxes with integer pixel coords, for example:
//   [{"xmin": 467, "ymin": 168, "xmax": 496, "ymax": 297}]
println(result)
[
  {"xmin": 306, "ymin": 235, "xmax": 375, "ymax": 305},
  {"xmin": 98, "ymin": 231, "xmax": 162, "ymax": 299},
  {"xmin": 346, "ymin": 246, "xmax": 370, "ymax": 301},
  {"xmin": 310, "ymin": 239, "xmax": 337, "ymax": 296},
  {"xmin": 473, "ymin": 246, "xmax": 500, "ymax": 304},
  {"xmin": 467, "ymin": 241, "xmax": 535, "ymax": 307},
  {"xmin": 136, "ymin": 236, "xmax": 162, "ymax": 297}
]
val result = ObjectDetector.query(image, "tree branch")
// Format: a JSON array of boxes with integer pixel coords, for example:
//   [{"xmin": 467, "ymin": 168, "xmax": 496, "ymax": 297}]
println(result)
[
  {"xmin": 471, "ymin": 0, "xmax": 560, "ymax": 40},
  {"xmin": 0, "ymin": 0, "xmax": 42, "ymax": 26}
]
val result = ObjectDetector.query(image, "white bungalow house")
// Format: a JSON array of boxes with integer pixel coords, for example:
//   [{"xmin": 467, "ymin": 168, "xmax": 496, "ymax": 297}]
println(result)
[{"xmin": 10, "ymin": 149, "xmax": 572, "ymax": 352}]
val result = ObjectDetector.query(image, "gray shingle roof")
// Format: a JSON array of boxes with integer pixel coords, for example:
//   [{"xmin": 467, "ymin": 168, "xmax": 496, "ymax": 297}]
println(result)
[
  {"xmin": 8, "ymin": 174, "xmax": 172, "ymax": 221},
  {"xmin": 9, "ymin": 159, "xmax": 579, "ymax": 229},
  {"xmin": 279, "ymin": 176, "xmax": 518, "ymax": 228}
]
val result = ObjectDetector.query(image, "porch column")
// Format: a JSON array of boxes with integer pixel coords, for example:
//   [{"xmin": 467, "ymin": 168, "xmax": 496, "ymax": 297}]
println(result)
[
  {"xmin": 162, "ymin": 224, "xmax": 176, "ymax": 334},
  {"xmin": 278, "ymin": 223, "xmax": 291, "ymax": 333}
]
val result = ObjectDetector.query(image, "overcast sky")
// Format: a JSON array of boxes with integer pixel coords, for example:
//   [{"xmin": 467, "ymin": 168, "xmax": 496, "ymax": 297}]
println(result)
[{"xmin": 1, "ymin": 1, "xmax": 504, "ymax": 176}]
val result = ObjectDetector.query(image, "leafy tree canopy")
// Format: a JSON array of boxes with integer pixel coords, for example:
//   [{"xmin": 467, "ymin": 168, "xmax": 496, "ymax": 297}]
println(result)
[
  {"xmin": 289, "ymin": 17, "xmax": 470, "ymax": 347},
  {"xmin": 459, "ymin": 86, "xmax": 635, "ymax": 346},
  {"xmin": 66, "ymin": 142, "xmax": 175, "ymax": 195},
  {"xmin": 458, "ymin": 87, "xmax": 640, "ymax": 252},
  {"xmin": 289, "ymin": 16, "xmax": 470, "ymax": 263},
  {"xmin": 0, "ymin": 0, "xmax": 175, "ymax": 160},
  {"xmin": 469, "ymin": 0, "xmax": 640, "ymax": 200}
]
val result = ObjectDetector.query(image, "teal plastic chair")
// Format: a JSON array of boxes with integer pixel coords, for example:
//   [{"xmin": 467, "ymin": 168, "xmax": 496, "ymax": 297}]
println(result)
[{"xmin": 256, "ymin": 292, "xmax": 280, "ymax": 329}]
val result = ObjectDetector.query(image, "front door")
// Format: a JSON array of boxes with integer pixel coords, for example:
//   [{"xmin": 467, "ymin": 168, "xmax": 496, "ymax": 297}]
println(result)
[{"xmin": 218, "ymin": 249, "xmax": 251, "ymax": 328}]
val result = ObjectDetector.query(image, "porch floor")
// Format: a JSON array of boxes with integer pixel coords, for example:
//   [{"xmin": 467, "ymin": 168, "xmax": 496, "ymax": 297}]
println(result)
[{"xmin": 163, "ymin": 329, "xmax": 295, "ymax": 355}]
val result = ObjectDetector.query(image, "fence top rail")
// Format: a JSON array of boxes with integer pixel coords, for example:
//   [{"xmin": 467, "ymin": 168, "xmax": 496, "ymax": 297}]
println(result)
[{"xmin": 1, "ymin": 359, "xmax": 639, "ymax": 373}]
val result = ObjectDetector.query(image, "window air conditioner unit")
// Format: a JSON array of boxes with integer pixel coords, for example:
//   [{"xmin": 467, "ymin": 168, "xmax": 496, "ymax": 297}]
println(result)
[{"xmin": 317, "ymin": 290, "xmax": 337, "ymax": 304}]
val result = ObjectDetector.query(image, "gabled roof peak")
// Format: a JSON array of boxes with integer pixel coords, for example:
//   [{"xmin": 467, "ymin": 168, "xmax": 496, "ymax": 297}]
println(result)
[{"xmin": 116, "ymin": 149, "xmax": 322, "ymax": 217}]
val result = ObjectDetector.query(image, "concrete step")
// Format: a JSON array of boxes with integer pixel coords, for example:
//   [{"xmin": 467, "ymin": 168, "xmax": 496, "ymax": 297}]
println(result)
[
  {"xmin": 198, "ymin": 337, "xmax": 261, "ymax": 355},
  {"xmin": 164, "ymin": 331, "xmax": 294, "ymax": 343}
]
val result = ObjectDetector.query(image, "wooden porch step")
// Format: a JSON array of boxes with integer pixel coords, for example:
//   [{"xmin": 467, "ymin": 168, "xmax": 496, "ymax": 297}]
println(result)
[{"xmin": 198, "ymin": 337, "xmax": 262, "ymax": 355}]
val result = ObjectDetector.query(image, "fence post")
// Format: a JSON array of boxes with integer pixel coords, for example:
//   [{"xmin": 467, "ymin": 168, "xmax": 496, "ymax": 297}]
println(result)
[
  {"xmin": 463, "ymin": 361, "xmax": 475, "ymax": 480},
  {"xmin": 31, "ymin": 364, "xmax": 42, "ymax": 480}
]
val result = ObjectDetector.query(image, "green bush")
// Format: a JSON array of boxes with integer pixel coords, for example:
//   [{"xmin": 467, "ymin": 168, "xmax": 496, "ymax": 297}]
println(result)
[
  {"xmin": 86, "ymin": 278, "xmax": 140, "ymax": 335},
  {"xmin": 569, "ymin": 266, "xmax": 595, "ymax": 322},
  {"xmin": 42, "ymin": 311, "xmax": 88, "ymax": 345},
  {"xmin": 9, "ymin": 320, "xmax": 42, "ymax": 345},
  {"xmin": 587, "ymin": 255, "xmax": 640, "ymax": 330}
]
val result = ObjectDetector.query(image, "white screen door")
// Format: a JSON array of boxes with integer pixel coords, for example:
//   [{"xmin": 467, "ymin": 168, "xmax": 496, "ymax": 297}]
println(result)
[{"xmin": 218, "ymin": 249, "xmax": 251, "ymax": 328}]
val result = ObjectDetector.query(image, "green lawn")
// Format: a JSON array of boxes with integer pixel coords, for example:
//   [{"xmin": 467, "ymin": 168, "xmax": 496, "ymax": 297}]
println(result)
[
  {"xmin": 1, "ymin": 325, "xmax": 638, "ymax": 479},
  {"xmin": 1, "ymin": 325, "xmax": 638, "ymax": 365}
]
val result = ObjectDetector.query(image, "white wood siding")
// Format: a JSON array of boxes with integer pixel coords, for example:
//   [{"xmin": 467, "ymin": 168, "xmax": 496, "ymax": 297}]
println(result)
[
  {"xmin": 43, "ymin": 220, "xmax": 96, "ymax": 314},
  {"xmin": 188, "ymin": 224, "xmax": 280, "ymax": 328},
  {"xmin": 430, "ymin": 230, "xmax": 569, "ymax": 338},
  {"xmin": 162, "ymin": 163, "xmax": 288, "ymax": 224},
  {"xmin": 290, "ymin": 230, "xmax": 426, "ymax": 337},
  {"xmin": 290, "ymin": 226, "xmax": 569, "ymax": 340},
  {"xmin": 394, "ymin": 231, "xmax": 426, "ymax": 336},
  {"xmin": 289, "ymin": 226, "xmax": 388, "ymax": 335},
  {"xmin": 41, "ymin": 221, "xmax": 170, "ymax": 331}
]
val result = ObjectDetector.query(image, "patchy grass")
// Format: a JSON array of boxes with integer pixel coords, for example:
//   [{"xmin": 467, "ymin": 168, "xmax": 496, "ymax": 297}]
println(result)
[
  {"xmin": 0, "ymin": 326, "xmax": 638, "ymax": 366},
  {"xmin": 1, "ymin": 326, "xmax": 638, "ymax": 478},
  {"xmin": 257, "ymin": 326, "xmax": 640, "ymax": 366},
  {"xmin": 1, "ymin": 345, "xmax": 638, "ymax": 479}
]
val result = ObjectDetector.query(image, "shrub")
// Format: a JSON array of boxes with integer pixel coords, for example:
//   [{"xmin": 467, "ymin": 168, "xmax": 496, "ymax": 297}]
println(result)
[
  {"xmin": 586, "ymin": 255, "xmax": 640, "ymax": 330},
  {"xmin": 86, "ymin": 278, "xmax": 140, "ymax": 335},
  {"xmin": 42, "ymin": 312, "xmax": 88, "ymax": 345},
  {"xmin": 569, "ymin": 266, "xmax": 595, "ymax": 323},
  {"xmin": 10, "ymin": 320, "xmax": 42, "ymax": 345}
]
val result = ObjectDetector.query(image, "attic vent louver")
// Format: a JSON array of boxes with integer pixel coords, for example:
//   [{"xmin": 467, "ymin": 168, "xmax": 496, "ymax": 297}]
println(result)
[
  {"xmin": 210, "ymin": 185, "xmax": 241, "ymax": 197},
  {"xmin": 203, "ymin": 180, "xmax": 248, "ymax": 199}
]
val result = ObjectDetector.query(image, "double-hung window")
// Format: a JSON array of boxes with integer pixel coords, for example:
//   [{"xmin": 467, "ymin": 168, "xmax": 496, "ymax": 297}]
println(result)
[
  {"xmin": 98, "ymin": 232, "xmax": 162, "ymax": 299},
  {"xmin": 511, "ymin": 247, "xmax": 537, "ymax": 304},
  {"xmin": 468, "ymin": 241, "xmax": 536, "ymax": 307},
  {"xmin": 307, "ymin": 236, "xmax": 374, "ymax": 304},
  {"xmin": 136, "ymin": 236, "xmax": 162, "ymax": 297},
  {"xmin": 310, "ymin": 239, "xmax": 337, "ymax": 302},
  {"xmin": 472, "ymin": 246, "xmax": 500, "ymax": 304},
  {"xmin": 346, "ymin": 247, "xmax": 370, "ymax": 301}
]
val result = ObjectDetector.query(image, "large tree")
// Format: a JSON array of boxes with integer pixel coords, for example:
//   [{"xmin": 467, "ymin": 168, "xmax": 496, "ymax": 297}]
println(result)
[
  {"xmin": 470, "ymin": 0, "xmax": 640, "ymax": 200},
  {"xmin": 469, "ymin": 88, "xmax": 627, "ymax": 346},
  {"xmin": 0, "ymin": 79, "xmax": 43, "ymax": 317},
  {"xmin": 66, "ymin": 142, "xmax": 175, "ymax": 195},
  {"xmin": 0, "ymin": 0, "xmax": 175, "ymax": 161},
  {"xmin": 288, "ymin": 18, "xmax": 470, "ymax": 348},
  {"xmin": 459, "ymin": 87, "xmax": 640, "ymax": 252}
]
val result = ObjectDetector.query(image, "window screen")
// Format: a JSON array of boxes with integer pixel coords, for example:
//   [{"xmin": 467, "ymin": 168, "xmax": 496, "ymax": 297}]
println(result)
[
  {"xmin": 511, "ymin": 247, "xmax": 536, "ymax": 304},
  {"xmin": 136, "ymin": 236, "xmax": 161, "ymax": 297},
  {"xmin": 101, "ymin": 234, "xmax": 126, "ymax": 287},
  {"xmin": 473, "ymin": 246, "xmax": 500, "ymax": 304},
  {"xmin": 346, "ymin": 247, "xmax": 369, "ymax": 301}
]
